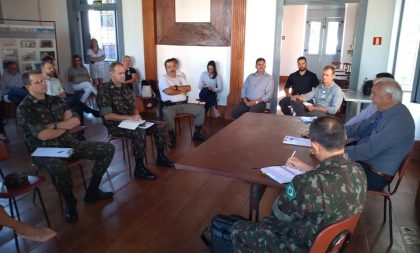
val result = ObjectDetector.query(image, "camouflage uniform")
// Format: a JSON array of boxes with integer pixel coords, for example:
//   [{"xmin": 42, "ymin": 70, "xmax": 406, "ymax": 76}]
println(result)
[
  {"xmin": 232, "ymin": 154, "xmax": 367, "ymax": 253},
  {"xmin": 16, "ymin": 94, "xmax": 115, "ymax": 193},
  {"xmin": 98, "ymin": 82, "xmax": 166, "ymax": 161}
]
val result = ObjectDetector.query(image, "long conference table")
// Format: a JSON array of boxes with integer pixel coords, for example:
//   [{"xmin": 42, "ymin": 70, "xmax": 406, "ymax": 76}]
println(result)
[{"xmin": 175, "ymin": 112, "xmax": 315, "ymax": 220}]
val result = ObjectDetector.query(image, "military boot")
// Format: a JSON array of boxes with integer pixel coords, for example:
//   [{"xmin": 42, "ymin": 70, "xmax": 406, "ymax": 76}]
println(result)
[
  {"xmin": 134, "ymin": 160, "xmax": 157, "ymax": 180},
  {"xmin": 192, "ymin": 126, "xmax": 206, "ymax": 142},
  {"xmin": 84, "ymin": 176, "xmax": 113, "ymax": 203},
  {"xmin": 156, "ymin": 148, "xmax": 174, "ymax": 167}
]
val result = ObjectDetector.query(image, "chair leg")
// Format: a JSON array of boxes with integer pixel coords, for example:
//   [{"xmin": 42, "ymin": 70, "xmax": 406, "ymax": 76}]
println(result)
[
  {"xmin": 124, "ymin": 139, "xmax": 132, "ymax": 177},
  {"xmin": 58, "ymin": 192, "xmax": 64, "ymax": 213},
  {"xmin": 383, "ymin": 197, "xmax": 387, "ymax": 224},
  {"xmin": 388, "ymin": 197, "xmax": 393, "ymax": 246},
  {"xmin": 12, "ymin": 198, "xmax": 21, "ymax": 221},
  {"xmin": 9, "ymin": 198, "xmax": 21, "ymax": 252},
  {"xmin": 13, "ymin": 231, "xmax": 20, "ymax": 253},
  {"xmin": 35, "ymin": 187, "xmax": 51, "ymax": 228},
  {"xmin": 188, "ymin": 118, "xmax": 193, "ymax": 140},
  {"xmin": 79, "ymin": 165, "xmax": 87, "ymax": 190}
]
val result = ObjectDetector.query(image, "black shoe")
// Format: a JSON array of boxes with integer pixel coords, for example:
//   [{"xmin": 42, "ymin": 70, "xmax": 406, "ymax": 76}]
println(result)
[
  {"xmin": 84, "ymin": 189, "xmax": 114, "ymax": 203},
  {"xmin": 156, "ymin": 154, "xmax": 174, "ymax": 167},
  {"xmin": 91, "ymin": 109, "xmax": 101, "ymax": 117},
  {"xmin": 192, "ymin": 131, "xmax": 206, "ymax": 142},
  {"xmin": 134, "ymin": 165, "xmax": 157, "ymax": 180},
  {"xmin": 64, "ymin": 204, "xmax": 78, "ymax": 223}
]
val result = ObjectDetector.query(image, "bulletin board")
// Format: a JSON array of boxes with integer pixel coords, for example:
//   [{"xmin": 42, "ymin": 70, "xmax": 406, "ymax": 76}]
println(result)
[{"xmin": 0, "ymin": 19, "xmax": 58, "ymax": 73}]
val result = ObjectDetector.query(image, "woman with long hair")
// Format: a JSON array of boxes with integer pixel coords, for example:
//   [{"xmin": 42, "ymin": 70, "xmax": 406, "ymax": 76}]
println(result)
[
  {"xmin": 198, "ymin": 60, "xmax": 223, "ymax": 117},
  {"xmin": 68, "ymin": 54, "xmax": 97, "ymax": 104}
]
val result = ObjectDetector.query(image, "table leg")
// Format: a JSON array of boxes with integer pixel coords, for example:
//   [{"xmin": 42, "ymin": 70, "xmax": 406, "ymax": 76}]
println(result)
[{"xmin": 248, "ymin": 183, "xmax": 266, "ymax": 221}]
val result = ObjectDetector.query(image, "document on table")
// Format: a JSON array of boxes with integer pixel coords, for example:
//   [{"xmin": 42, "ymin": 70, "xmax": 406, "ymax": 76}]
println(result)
[
  {"xmin": 32, "ymin": 147, "xmax": 74, "ymax": 158},
  {"xmin": 283, "ymin": 135, "xmax": 311, "ymax": 147},
  {"xmin": 261, "ymin": 166, "xmax": 304, "ymax": 184},
  {"xmin": 303, "ymin": 101, "xmax": 313, "ymax": 107},
  {"xmin": 118, "ymin": 119, "xmax": 146, "ymax": 130},
  {"xmin": 299, "ymin": 116, "xmax": 317, "ymax": 124}
]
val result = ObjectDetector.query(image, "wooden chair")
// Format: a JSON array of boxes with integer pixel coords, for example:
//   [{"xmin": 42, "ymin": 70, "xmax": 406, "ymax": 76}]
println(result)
[
  {"xmin": 309, "ymin": 213, "xmax": 361, "ymax": 253},
  {"xmin": 368, "ymin": 152, "xmax": 412, "ymax": 246},
  {"xmin": 0, "ymin": 142, "xmax": 51, "ymax": 253},
  {"xmin": 175, "ymin": 113, "xmax": 193, "ymax": 139}
]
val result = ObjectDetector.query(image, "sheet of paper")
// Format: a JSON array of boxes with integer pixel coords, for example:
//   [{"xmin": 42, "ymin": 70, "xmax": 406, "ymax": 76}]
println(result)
[
  {"xmin": 283, "ymin": 135, "xmax": 311, "ymax": 147},
  {"xmin": 118, "ymin": 119, "xmax": 146, "ymax": 130},
  {"xmin": 299, "ymin": 116, "xmax": 317, "ymax": 124},
  {"xmin": 261, "ymin": 166, "xmax": 304, "ymax": 184},
  {"xmin": 31, "ymin": 147, "xmax": 74, "ymax": 158},
  {"xmin": 303, "ymin": 101, "xmax": 313, "ymax": 107},
  {"xmin": 138, "ymin": 122, "xmax": 155, "ymax": 129}
]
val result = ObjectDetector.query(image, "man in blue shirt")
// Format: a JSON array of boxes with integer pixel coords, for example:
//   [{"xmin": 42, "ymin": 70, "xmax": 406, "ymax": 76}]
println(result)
[
  {"xmin": 230, "ymin": 58, "xmax": 274, "ymax": 119},
  {"xmin": 345, "ymin": 78, "xmax": 414, "ymax": 190},
  {"xmin": 279, "ymin": 56, "xmax": 319, "ymax": 115},
  {"xmin": 290, "ymin": 65, "xmax": 343, "ymax": 116}
]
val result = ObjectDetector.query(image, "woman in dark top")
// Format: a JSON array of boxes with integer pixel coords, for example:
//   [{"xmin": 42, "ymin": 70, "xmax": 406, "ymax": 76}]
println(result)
[{"xmin": 122, "ymin": 55, "xmax": 138, "ymax": 93}]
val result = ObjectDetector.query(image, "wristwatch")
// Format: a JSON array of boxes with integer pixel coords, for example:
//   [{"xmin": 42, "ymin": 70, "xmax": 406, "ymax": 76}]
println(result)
[
  {"xmin": 175, "ymin": 85, "xmax": 178, "ymax": 90},
  {"xmin": 50, "ymin": 122, "xmax": 57, "ymax": 129}
]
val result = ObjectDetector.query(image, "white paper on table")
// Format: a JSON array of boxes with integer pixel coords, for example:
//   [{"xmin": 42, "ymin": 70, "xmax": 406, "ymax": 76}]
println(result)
[
  {"xmin": 303, "ymin": 101, "xmax": 313, "ymax": 107},
  {"xmin": 118, "ymin": 119, "xmax": 146, "ymax": 130},
  {"xmin": 261, "ymin": 166, "xmax": 305, "ymax": 184},
  {"xmin": 138, "ymin": 122, "xmax": 155, "ymax": 129},
  {"xmin": 299, "ymin": 116, "xmax": 317, "ymax": 124},
  {"xmin": 32, "ymin": 147, "xmax": 74, "ymax": 158},
  {"xmin": 283, "ymin": 135, "xmax": 311, "ymax": 147}
]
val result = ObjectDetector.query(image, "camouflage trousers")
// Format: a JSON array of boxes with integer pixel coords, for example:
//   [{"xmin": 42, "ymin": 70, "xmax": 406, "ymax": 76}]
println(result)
[
  {"xmin": 33, "ymin": 141, "xmax": 115, "ymax": 193},
  {"xmin": 232, "ymin": 213, "xmax": 312, "ymax": 253},
  {"xmin": 108, "ymin": 122, "xmax": 166, "ymax": 161},
  {"xmin": 162, "ymin": 103, "xmax": 205, "ymax": 131}
]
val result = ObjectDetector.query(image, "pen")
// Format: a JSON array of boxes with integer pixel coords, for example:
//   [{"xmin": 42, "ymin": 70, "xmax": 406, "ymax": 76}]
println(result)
[{"xmin": 290, "ymin": 150, "xmax": 296, "ymax": 159}]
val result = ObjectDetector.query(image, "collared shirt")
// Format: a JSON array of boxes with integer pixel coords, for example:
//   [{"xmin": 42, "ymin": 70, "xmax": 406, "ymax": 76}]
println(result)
[
  {"xmin": 345, "ymin": 103, "xmax": 415, "ymax": 176},
  {"xmin": 241, "ymin": 72, "xmax": 274, "ymax": 102},
  {"xmin": 344, "ymin": 103, "xmax": 377, "ymax": 127},
  {"xmin": 98, "ymin": 81, "xmax": 136, "ymax": 131},
  {"xmin": 16, "ymin": 94, "xmax": 77, "ymax": 153},
  {"xmin": 86, "ymin": 48, "xmax": 105, "ymax": 67},
  {"xmin": 303, "ymin": 82, "xmax": 344, "ymax": 114},
  {"xmin": 46, "ymin": 77, "xmax": 65, "ymax": 96},
  {"xmin": 158, "ymin": 74, "xmax": 189, "ymax": 102},
  {"xmin": 285, "ymin": 69, "xmax": 319, "ymax": 95},
  {"xmin": 198, "ymin": 71, "xmax": 223, "ymax": 93}
]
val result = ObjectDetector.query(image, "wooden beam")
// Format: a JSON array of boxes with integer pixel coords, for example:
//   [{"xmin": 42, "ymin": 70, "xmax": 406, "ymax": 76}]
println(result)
[{"xmin": 142, "ymin": 0, "xmax": 158, "ymax": 80}]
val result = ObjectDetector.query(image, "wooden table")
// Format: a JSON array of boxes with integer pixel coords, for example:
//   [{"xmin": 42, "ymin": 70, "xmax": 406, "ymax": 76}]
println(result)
[{"xmin": 176, "ymin": 112, "xmax": 313, "ymax": 220}]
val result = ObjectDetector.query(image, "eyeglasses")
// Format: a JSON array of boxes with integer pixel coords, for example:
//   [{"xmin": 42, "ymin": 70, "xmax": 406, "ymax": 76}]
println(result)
[{"xmin": 31, "ymin": 79, "xmax": 46, "ymax": 85}]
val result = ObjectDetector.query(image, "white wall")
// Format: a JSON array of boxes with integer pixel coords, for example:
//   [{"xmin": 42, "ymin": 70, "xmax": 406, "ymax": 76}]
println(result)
[
  {"xmin": 243, "ymin": 0, "xmax": 277, "ymax": 79},
  {"xmin": 122, "ymin": 0, "xmax": 145, "ymax": 80},
  {"xmin": 280, "ymin": 5, "xmax": 306, "ymax": 76},
  {"xmin": 156, "ymin": 46, "xmax": 231, "ymax": 105},
  {"xmin": 1, "ymin": 0, "xmax": 71, "ymax": 81},
  {"xmin": 357, "ymin": 0, "xmax": 396, "ymax": 85},
  {"xmin": 341, "ymin": 3, "xmax": 358, "ymax": 64}
]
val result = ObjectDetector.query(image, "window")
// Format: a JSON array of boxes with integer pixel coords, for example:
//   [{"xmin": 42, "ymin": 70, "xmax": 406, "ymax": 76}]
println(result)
[
  {"xmin": 308, "ymin": 21, "xmax": 321, "ymax": 55},
  {"xmin": 325, "ymin": 21, "xmax": 339, "ymax": 55}
]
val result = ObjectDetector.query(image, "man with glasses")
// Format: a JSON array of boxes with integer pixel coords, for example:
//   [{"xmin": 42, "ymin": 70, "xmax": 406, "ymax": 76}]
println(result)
[
  {"xmin": 17, "ymin": 70, "xmax": 115, "ymax": 223},
  {"xmin": 0, "ymin": 61, "xmax": 28, "ymax": 104}
]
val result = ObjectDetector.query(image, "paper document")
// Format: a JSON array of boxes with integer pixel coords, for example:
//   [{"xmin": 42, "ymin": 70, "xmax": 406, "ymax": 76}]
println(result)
[
  {"xmin": 118, "ymin": 119, "xmax": 146, "ymax": 130},
  {"xmin": 32, "ymin": 147, "xmax": 74, "ymax": 158},
  {"xmin": 261, "ymin": 166, "xmax": 304, "ymax": 184},
  {"xmin": 299, "ymin": 116, "xmax": 317, "ymax": 124},
  {"xmin": 283, "ymin": 135, "xmax": 311, "ymax": 147},
  {"xmin": 303, "ymin": 101, "xmax": 313, "ymax": 107},
  {"xmin": 138, "ymin": 122, "xmax": 155, "ymax": 129}
]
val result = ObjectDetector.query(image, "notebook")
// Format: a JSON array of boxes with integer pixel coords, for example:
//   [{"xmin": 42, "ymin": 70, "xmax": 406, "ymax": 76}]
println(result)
[
  {"xmin": 118, "ymin": 119, "xmax": 146, "ymax": 130},
  {"xmin": 32, "ymin": 147, "xmax": 74, "ymax": 158},
  {"xmin": 261, "ymin": 166, "xmax": 304, "ymax": 184},
  {"xmin": 283, "ymin": 135, "xmax": 311, "ymax": 147}
]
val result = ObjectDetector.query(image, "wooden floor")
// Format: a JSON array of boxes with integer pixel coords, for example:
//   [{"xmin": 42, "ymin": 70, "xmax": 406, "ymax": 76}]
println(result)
[{"xmin": 0, "ymin": 112, "xmax": 419, "ymax": 253}]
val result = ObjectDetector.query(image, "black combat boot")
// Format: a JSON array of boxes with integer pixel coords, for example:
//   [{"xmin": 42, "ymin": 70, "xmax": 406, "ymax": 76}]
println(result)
[
  {"xmin": 192, "ymin": 126, "xmax": 206, "ymax": 142},
  {"xmin": 134, "ymin": 160, "xmax": 157, "ymax": 180},
  {"xmin": 84, "ymin": 176, "xmax": 114, "ymax": 203},
  {"xmin": 168, "ymin": 131, "xmax": 176, "ymax": 148},
  {"xmin": 63, "ymin": 192, "xmax": 78, "ymax": 223},
  {"xmin": 156, "ymin": 148, "xmax": 174, "ymax": 167}
]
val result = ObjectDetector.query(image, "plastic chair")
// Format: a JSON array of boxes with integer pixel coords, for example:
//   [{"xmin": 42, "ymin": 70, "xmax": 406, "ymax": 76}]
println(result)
[
  {"xmin": 0, "ymin": 142, "xmax": 51, "ymax": 253},
  {"xmin": 309, "ymin": 213, "xmax": 361, "ymax": 253},
  {"xmin": 368, "ymin": 152, "xmax": 411, "ymax": 246}
]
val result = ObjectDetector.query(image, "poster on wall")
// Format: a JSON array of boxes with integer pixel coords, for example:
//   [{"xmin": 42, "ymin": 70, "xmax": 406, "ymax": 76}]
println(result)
[{"xmin": 0, "ymin": 19, "xmax": 57, "ymax": 75}]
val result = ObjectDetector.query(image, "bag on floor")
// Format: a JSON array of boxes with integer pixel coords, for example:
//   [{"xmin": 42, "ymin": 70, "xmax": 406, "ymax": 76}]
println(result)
[{"xmin": 201, "ymin": 214, "xmax": 245, "ymax": 253}]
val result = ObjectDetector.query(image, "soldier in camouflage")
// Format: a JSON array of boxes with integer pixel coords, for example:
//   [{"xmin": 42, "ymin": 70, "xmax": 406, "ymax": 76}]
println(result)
[
  {"xmin": 17, "ymin": 70, "xmax": 115, "ymax": 223},
  {"xmin": 232, "ymin": 116, "xmax": 367, "ymax": 252},
  {"xmin": 98, "ymin": 62, "xmax": 174, "ymax": 180}
]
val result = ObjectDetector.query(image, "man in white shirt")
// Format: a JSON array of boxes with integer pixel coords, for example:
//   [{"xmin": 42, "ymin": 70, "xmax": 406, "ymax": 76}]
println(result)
[{"xmin": 159, "ymin": 58, "xmax": 206, "ymax": 148}]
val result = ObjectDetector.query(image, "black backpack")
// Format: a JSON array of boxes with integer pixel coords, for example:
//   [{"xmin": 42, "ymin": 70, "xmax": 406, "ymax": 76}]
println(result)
[{"xmin": 362, "ymin": 80, "xmax": 374, "ymax": 96}]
